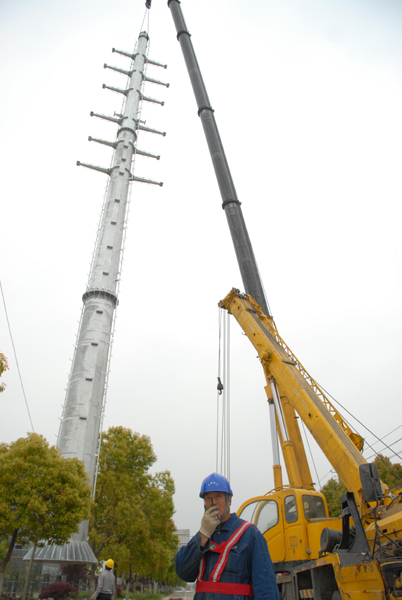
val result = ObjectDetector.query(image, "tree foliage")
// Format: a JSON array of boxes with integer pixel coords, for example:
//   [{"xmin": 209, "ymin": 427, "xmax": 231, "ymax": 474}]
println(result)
[
  {"xmin": 89, "ymin": 427, "xmax": 178, "ymax": 587},
  {"xmin": 0, "ymin": 433, "xmax": 93, "ymax": 594},
  {"xmin": 321, "ymin": 456, "xmax": 402, "ymax": 517},
  {"xmin": 373, "ymin": 454, "xmax": 402, "ymax": 488},
  {"xmin": 320, "ymin": 478, "xmax": 347, "ymax": 517},
  {"xmin": 0, "ymin": 352, "xmax": 8, "ymax": 393}
]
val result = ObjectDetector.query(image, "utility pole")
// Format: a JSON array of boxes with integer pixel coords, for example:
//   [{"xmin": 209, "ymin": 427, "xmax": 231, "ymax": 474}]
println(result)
[
  {"xmin": 25, "ymin": 10, "xmax": 168, "ymax": 565},
  {"xmin": 59, "ymin": 27, "xmax": 167, "ymax": 543}
]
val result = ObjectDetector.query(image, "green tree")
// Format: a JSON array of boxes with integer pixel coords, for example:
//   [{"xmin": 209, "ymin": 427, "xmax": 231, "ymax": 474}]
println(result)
[
  {"xmin": 89, "ymin": 427, "xmax": 178, "ymax": 592},
  {"xmin": 374, "ymin": 454, "xmax": 402, "ymax": 489},
  {"xmin": 0, "ymin": 352, "xmax": 8, "ymax": 393},
  {"xmin": 320, "ymin": 478, "xmax": 347, "ymax": 517},
  {"xmin": 0, "ymin": 433, "xmax": 92, "ymax": 594}
]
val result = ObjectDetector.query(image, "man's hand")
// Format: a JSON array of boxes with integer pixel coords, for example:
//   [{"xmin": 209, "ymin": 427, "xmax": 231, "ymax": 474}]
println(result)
[
  {"xmin": 90, "ymin": 594, "xmax": 96, "ymax": 600},
  {"xmin": 200, "ymin": 506, "xmax": 220, "ymax": 538}
]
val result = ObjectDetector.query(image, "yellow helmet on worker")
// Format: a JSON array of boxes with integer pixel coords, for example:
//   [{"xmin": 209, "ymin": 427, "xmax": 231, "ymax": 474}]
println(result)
[{"xmin": 105, "ymin": 559, "xmax": 114, "ymax": 569}]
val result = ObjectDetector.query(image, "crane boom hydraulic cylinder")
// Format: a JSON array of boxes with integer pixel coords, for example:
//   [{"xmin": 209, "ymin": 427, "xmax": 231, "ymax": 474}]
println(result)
[{"xmin": 168, "ymin": 0, "xmax": 269, "ymax": 316}]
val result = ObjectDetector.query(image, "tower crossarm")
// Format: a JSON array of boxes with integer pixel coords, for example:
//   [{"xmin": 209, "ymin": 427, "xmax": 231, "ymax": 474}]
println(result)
[
  {"xmin": 112, "ymin": 48, "xmax": 138, "ymax": 60},
  {"xmin": 135, "ymin": 148, "xmax": 160, "ymax": 160},
  {"xmin": 88, "ymin": 136, "xmax": 117, "ymax": 149},
  {"xmin": 111, "ymin": 48, "xmax": 167, "ymax": 69},
  {"xmin": 141, "ymin": 72, "xmax": 170, "ymax": 87},
  {"xmin": 145, "ymin": 56, "xmax": 167, "ymax": 69},
  {"xmin": 137, "ymin": 123, "xmax": 166, "ymax": 136},
  {"xmin": 102, "ymin": 83, "xmax": 133, "ymax": 96},
  {"xmin": 104, "ymin": 63, "xmax": 133, "ymax": 77},
  {"xmin": 137, "ymin": 91, "xmax": 165, "ymax": 106},
  {"xmin": 76, "ymin": 161, "xmax": 114, "ymax": 176},
  {"xmin": 90, "ymin": 111, "xmax": 122, "ymax": 125},
  {"xmin": 130, "ymin": 174, "xmax": 163, "ymax": 186}
]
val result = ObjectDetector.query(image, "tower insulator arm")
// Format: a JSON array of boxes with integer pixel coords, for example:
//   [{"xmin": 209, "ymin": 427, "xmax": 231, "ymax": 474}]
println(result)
[
  {"xmin": 130, "ymin": 174, "xmax": 163, "ymax": 186},
  {"xmin": 141, "ymin": 73, "xmax": 170, "ymax": 87},
  {"xmin": 145, "ymin": 56, "xmax": 168, "ymax": 69},
  {"xmin": 88, "ymin": 136, "xmax": 117, "ymax": 149},
  {"xmin": 138, "ymin": 123, "xmax": 166, "ymax": 136},
  {"xmin": 76, "ymin": 161, "xmax": 113, "ymax": 176},
  {"xmin": 102, "ymin": 84, "xmax": 132, "ymax": 96},
  {"xmin": 90, "ymin": 111, "xmax": 121, "ymax": 125},
  {"xmin": 137, "ymin": 91, "xmax": 165, "ymax": 106},
  {"xmin": 104, "ymin": 63, "xmax": 133, "ymax": 77},
  {"xmin": 112, "ymin": 48, "xmax": 138, "ymax": 60},
  {"xmin": 135, "ymin": 148, "xmax": 161, "ymax": 160}
]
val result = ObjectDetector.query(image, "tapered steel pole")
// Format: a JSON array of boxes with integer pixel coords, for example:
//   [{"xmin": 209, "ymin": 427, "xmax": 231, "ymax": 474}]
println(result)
[
  {"xmin": 57, "ymin": 30, "xmax": 165, "ymax": 545},
  {"xmin": 168, "ymin": 0, "xmax": 269, "ymax": 316}
]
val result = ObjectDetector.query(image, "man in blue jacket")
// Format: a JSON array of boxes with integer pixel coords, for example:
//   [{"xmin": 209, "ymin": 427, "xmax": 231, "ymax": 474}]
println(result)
[{"xmin": 175, "ymin": 473, "xmax": 279, "ymax": 600}]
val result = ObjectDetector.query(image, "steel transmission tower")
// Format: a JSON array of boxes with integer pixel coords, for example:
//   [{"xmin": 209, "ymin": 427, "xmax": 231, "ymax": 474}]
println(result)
[{"xmin": 28, "ymin": 15, "xmax": 168, "ymax": 564}]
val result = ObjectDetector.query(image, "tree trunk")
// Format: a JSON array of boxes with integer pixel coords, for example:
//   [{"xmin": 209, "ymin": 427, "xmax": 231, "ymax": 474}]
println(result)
[
  {"xmin": 125, "ymin": 568, "xmax": 131, "ymax": 600},
  {"xmin": 112, "ymin": 564, "xmax": 117, "ymax": 600},
  {"xmin": 0, "ymin": 528, "xmax": 20, "ymax": 595},
  {"xmin": 89, "ymin": 564, "xmax": 97, "ymax": 594},
  {"xmin": 21, "ymin": 544, "xmax": 36, "ymax": 600}
]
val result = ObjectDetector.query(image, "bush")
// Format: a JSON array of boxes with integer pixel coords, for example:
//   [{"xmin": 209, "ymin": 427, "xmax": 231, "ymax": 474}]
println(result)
[
  {"xmin": 116, "ymin": 587, "xmax": 123, "ymax": 598},
  {"xmin": 39, "ymin": 582, "xmax": 79, "ymax": 599}
]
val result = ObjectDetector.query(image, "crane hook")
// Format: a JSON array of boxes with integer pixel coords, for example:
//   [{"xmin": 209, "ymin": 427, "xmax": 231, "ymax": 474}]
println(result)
[
  {"xmin": 145, "ymin": 0, "xmax": 152, "ymax": 8},
  {"xmin": 217, "ymin": 377, "xmax": 224, "ymax": 395}
]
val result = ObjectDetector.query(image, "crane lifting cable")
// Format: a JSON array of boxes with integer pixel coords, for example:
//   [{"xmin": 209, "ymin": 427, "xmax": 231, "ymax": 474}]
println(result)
[{"xmin": 216, "ymin": 307, "xmax": 231, "ymax": 480}]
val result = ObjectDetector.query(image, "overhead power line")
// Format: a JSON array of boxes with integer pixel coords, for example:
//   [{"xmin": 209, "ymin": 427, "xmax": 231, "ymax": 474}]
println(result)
[
  {"xmin": 0, "ymin": 280, "xmax": 35, "ymax": 432},
  {"xmin": 313, "ymin": 377, "xmax": 402, "ymax": 462}
]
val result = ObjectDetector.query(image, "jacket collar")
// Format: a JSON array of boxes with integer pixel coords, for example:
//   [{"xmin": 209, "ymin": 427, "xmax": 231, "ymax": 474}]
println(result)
[{"xmin": 216, "ymin": 513, "xmax": 240, "ymax": 532}]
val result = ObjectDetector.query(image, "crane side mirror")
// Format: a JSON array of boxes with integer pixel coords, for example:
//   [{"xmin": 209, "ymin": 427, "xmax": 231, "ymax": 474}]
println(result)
[{"xmin": 359, "ymin": 463, "xmax": 383, "ymax": 503}]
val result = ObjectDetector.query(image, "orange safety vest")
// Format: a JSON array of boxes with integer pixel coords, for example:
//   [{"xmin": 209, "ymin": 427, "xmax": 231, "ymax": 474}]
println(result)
[{"xmin": 196, "ymin": 521, "xmax": 253, "ymax": 596}]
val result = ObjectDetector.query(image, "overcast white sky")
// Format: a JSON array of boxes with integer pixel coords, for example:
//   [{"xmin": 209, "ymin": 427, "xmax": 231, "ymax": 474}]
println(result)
[{"xmin": 1, "ymin": 0, "xmax": 402, "ymax": 539}]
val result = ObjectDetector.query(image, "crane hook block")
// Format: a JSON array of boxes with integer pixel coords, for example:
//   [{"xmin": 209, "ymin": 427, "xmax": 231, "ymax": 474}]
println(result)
[
  {"xmin": 217, "ymin": 377, "xmax": 224, "ymax": 395},
  {"xmin": 146, "ymin": 0, "xmax": 151, "ymax": 8}
]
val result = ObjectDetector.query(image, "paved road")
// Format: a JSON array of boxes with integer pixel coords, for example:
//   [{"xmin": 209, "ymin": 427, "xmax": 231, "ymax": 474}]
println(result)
[{"xmin": 167, "ymin": 591, "xmax": 195, "ymax": 600}]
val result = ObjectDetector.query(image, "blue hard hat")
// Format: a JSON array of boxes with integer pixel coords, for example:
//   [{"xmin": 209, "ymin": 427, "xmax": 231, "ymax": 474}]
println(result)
[{"xmin": 199, "ymin": 473, "xmax": 233, "ymax": 497}]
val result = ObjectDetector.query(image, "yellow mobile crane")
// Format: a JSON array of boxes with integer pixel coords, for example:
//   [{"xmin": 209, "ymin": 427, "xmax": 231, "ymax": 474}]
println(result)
[
  {"xmin": 220, "ymin": 288, "xmax": 402, "ymax": 600},
  {"xmin": 166, "ymin": 1, "xmax": 402, "ymax": 598}
]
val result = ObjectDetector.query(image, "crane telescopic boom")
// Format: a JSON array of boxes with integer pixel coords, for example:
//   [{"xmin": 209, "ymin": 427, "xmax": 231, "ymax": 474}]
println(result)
[{"xmin": 168, "ymin": 0, "xmax": 269, "ymax": 316}]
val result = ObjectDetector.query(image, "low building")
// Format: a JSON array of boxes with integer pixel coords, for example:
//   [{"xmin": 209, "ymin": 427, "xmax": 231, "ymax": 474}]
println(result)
[{"xmin": 175, "ymin": 529, "xmax": 190, "ymax": 550}]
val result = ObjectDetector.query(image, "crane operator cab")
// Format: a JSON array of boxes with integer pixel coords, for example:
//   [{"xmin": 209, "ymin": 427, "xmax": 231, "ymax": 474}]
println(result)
[{"xmin": 237, "ymin": 488, "xmax": 341, "ymax": 563}]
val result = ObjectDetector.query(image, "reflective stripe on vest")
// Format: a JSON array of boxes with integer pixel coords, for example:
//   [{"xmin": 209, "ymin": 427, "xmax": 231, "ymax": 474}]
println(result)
[
  {"xmin": 196, "ymin": 582, "xmax": 253, "ymax": 596},
  {"xmin": 196, "ymin": 521, "xmax": 253, "ymax": 596}
]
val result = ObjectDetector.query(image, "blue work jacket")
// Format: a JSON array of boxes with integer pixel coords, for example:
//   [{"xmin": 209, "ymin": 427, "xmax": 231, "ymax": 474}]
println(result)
[{"xmin": 175, "ymin": 513, "xmax": 279, "ymax": 600}]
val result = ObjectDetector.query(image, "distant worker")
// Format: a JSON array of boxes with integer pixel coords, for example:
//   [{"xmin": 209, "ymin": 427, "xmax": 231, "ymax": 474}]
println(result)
[
  {"xmin": 91, "ymin": 559, "xmax": 115, "ymax": 600},
  {"xmin": 175, "ymin": 473, "xmax": 279, "ymax": 600}
]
